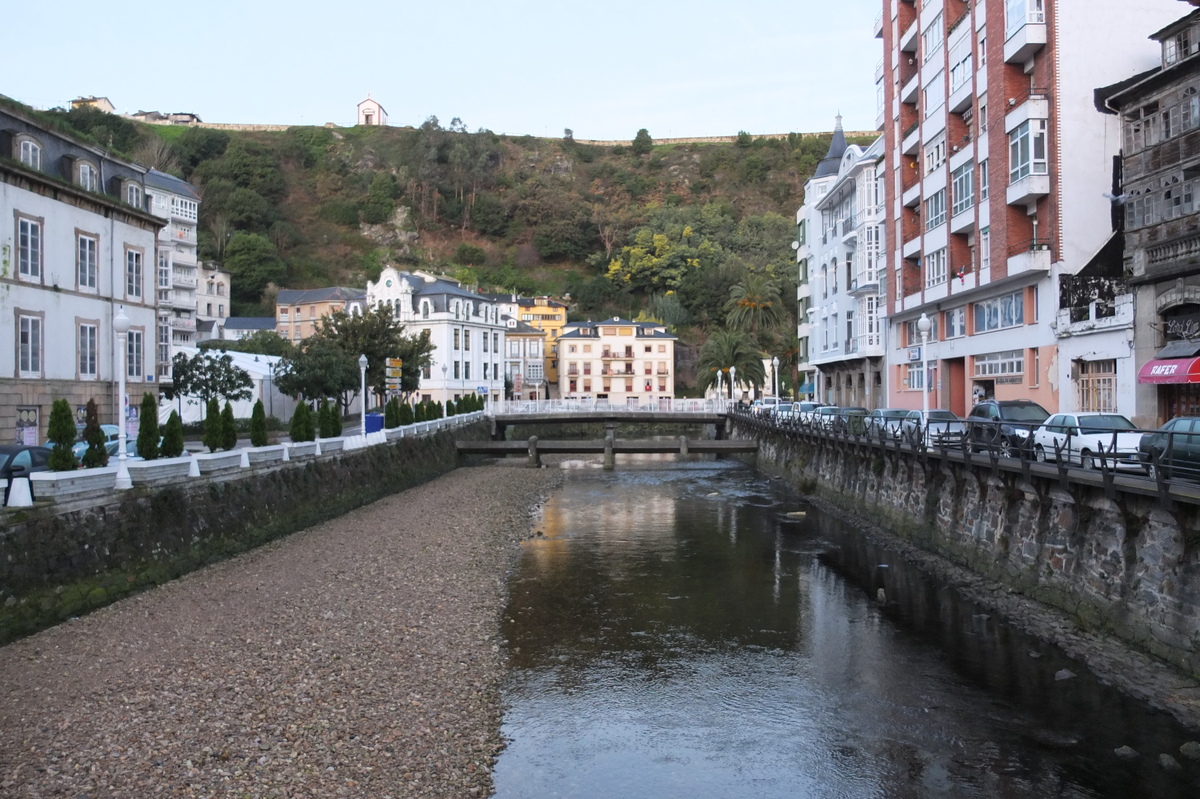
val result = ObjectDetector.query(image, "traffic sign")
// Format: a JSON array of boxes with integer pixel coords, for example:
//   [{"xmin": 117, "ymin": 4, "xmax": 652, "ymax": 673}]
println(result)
[
  {"xmin": 387, "ymin": 358, "xmax": 403, "ymax": 368},
  {"xmin": 386, "ymin": 367, "xmax": 403, "ymax": 378}
]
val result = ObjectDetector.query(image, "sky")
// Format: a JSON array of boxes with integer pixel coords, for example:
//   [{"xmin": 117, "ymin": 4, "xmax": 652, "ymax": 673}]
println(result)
[{"xmin": 8, "ymin": 0, "xmax": 882, "ymax": 141}]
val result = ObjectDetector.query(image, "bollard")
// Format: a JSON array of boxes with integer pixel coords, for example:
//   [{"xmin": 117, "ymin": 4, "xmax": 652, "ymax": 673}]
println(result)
[
  {"xmin": 604, "ymin": 436, "xmax": 615, "ymax": 470},
  {"xmin": 679, "ymin": 435, "xmax": 689, "ymax": 456},
  {"xmin": 5, "ymin": 475, "xmax": 33, "ymax": 507},
  {"xmin": 528, "ymin": 436, "xmax": 541, "ymax": 468}
]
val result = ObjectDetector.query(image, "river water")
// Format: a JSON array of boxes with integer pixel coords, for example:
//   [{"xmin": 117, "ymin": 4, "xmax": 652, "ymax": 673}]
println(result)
[{"xmin": 492, "ymin": 459, "xmax": 1200, "ymax": 798}]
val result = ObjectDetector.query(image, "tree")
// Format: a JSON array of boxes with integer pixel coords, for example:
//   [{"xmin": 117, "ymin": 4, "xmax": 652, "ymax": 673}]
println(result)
[
  {"xmin": 202, "ymin": 398, "xmax": 222, "ymax": 452},
  {"xmin": 724, "ymin": 272, "xmax": 783, "ymax": 341},
  {"xmin": 47, "ymin": 399, "xmax": 78, "ymax": 471},
  {"xmin": 319, "ymin": 401, "xmax": 338, "ymax": 438},
  {"xmin": 174, "ymin": 127, "xmax": 230, "ymax": 178},
  {"xmin": 275, "ymin": 335, "xmax": 359, "ymax": 408},
  {"xmin": 290, "ymin": 403, "xmax": 315, "ymax": 442},
  {"xmin": 307, "ymin": 308, "xmax": 435, "ymax": 407},
  {"xmin": 136, "ymin": 393, "xmax": 160, "ymax": 460},
  {"xmin": 200, "ymin": 330, "xmax": 294, "ymax": 357},
  {"xmin": 384, "ymin": 398, "xmax": 399, "ymax": 429},
  {"xmin": 80, "ymin": 398, "xmax": 109, "ymax": 468},
  {"xmin": 632, "ymin": 129, "xmax": 653, "ymax": 156},
  {"xmin": 695, "ymin": 330, "xmax": 765, "ymax": 396},
  {"xmin": 223, "ymin": 232, "xmax": 285, "ymax": 307},
  {"xmin": 170, "ymin": 351, "xmax": 254, "ymax": 407},
  {"xmin": 220, "ymin": 402, "xmax": 238, "ymax": 451},
  {"xmin": 399, "ymin": 402, "xmax": 414, "ymax": 426},
  {"xmin": 446, "ymin": 399, "xmax": 457, "ymax": 417},
  {"xmin": 161, "ymin": 411, "xmax": 185, "ymax": 458},
  {"xmin": 250, "ymin": 399, "xmax": 268, "ymax": 447},
  {"xmin": 414, "ymin": 402, "xmax": 427, "ymax": 423}
]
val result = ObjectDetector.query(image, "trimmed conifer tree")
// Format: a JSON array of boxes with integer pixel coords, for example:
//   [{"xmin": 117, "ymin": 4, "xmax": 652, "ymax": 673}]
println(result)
[
  {"xmin": 318, "ymin": 401, "xmax": 334, "ymax": 438},
  {"xmin": 47, "ymin": 398, "xmax": 79, "ymax": 471},
  {"xmin": 250, "ymin": 399, "xmax": 268, "ymax": 447},
  {"xmin": 385, "ymin": 399, "xmax": 398, "ymax": 428},
  {"xmin": 161, "ymin": 410, "xmax": 185, "ymax": 457},
  {"xmin": 414, "ymin": 401, "xmax": 426, "ymax": 422},
  {"xmin": 220, "ymin": 402, "xmax": 237, "ymax": 451},
  {"xmin": 290, "ymin": 403, "xmax": 315, "ymax": 442},
  {"xmin": 399, "ymin": 401, "xmax": 414, "ymax": 426},
  {"xmin": 137, "ymin": 393, "xmax": 160, "ymax": 460},
  {"xmin": 329, "ymin": 402, "xmax": 343, "ymax": 436},
  {"xmin": 203, "ymin": 397, "xmax": 222, "ymax": 453},
  {"xmin": 81, "ymin": 398, "xmax": 109, "ymax": 468},
  {"xmin": 446, "ymin": 399, "xmax": 456, "ymax": 417}
]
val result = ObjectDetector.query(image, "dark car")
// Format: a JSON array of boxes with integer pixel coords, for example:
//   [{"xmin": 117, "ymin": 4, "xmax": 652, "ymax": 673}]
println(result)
[
  {"xmin": 0, "ymin": 444, "xmax": 53, "ymax": 504},
  {"xmin": 833, "ymin": 407, "xmax": 869, "ymax": 436},
  {"xmin": 1139, "ymin": 417, "xmax": 1200, "ymax": 481},
  {"xmin": 966, "ymin": 399, "xmax": 1050, "ymax": 457}
]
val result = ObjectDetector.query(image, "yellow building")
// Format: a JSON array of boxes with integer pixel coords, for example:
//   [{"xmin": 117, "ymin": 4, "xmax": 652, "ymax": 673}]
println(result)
[
  {"xmin": 275, "ymin": 287, "xmax": 366, "ymax": 342},
  {"xmin": 493, "ymin": 295, "xmax": 568, "ymax": 396}
]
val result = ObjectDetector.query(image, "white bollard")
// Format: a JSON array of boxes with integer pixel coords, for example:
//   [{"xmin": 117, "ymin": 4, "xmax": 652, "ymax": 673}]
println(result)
[{"xmin": 5, "ymin": 476, "xmax": 33, "ymax": 507}]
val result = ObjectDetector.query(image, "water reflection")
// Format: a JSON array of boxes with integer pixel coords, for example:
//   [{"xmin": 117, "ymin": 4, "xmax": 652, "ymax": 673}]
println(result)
[{"xmin": 494, "ymin": 461, "xmax": 1199, "ymax": 798}]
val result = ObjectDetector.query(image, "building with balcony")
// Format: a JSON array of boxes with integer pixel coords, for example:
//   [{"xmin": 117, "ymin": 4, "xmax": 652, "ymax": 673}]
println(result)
[
  {"xmin": 1100, "ymin": 7, "xmax": 1200, "ymax": 424},
  {"xmin": 491, "ymin": 295, "xmax": 569, "ymax": 397},
  {"xmin": 366, "ymin": 267, "xmax": 507, "ymax": 404},
  {"xmin": 275, "ymin": 286, "xmax": 366, "ymax": 342},
  {"xmin": 556, "ymin": 318, "xmax": 676, "ymax": 407},
  {"xmin": 144, "ymin": 169, "xmax": 201, "ymax": 385},
  {"xmin": 878, "ymin": 0, "xmax": 1176, "ymax": 416},
  {"xmin": 0, "ymin": 106, "xmax": 160, "ymax": 443},
  {"xmin": 502, "ymin": 317, "xmax": 548, "ymax": 400},
  {"xmin": 196, "ymin": 263, "xmax": 231, "ymax": 342},
  {"xmin": 800, "ymin": 121, "xmax": 887, "ymax": 408}
]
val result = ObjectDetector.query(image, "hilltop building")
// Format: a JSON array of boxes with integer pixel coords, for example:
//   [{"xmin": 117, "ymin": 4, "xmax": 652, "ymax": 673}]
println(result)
[
  {"xmin": 357, "ymin": 96, "xmax": 387, "ymax": 127},
  {"xmin": 876, "ymin": 0, "xmax": 1177, "ymax": 416},
  {"xmin": 70, "ymin": 96, "xmax": 114, "ymax": 114},
  {"xmin": 556, "ymin": 318, "xmax": 676, "ymax": 407},
  {"xmin": 0, "ymin": 106, "xmax": 160, "ymax": 443}
]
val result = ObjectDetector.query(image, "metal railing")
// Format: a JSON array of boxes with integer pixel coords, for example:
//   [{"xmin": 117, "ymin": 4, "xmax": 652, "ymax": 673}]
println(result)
[{"xmin": 487, "ymin": 398, "xmax": 732, "ymax": 415}]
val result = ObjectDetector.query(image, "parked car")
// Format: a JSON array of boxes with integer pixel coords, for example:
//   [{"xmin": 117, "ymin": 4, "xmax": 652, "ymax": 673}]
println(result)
[
  {"xmin": 966, "ymin": 399, "xmax": 1050, "ymax": 456},
  {"xmin": 1138, "ymin": 416, "xmax": 1200, "ymax": 481},
  {"xmin": 770, "ymin": 402, "xmax": 795, "ymax": 422},
  {"xmin": 0, "ymin": 444, "xmax": 53, "ymax": 504},
  {"xmin": 867, "ymin": 408, "xmax": 910, "ymax": 440},
  {"xmin": 833, "ymin": 407, "xmax": 869, "ymax": 435},
  {"xmin": 45, "ymin": 424, "xmax": 121, "ymax": 460},
  {"xmin": 901, "ymin": 410, "xmax": 967, "ymax": 449},
  {"xmin": 813, "ymin": 406, "xmax": 842, "ymax": 431},
  {"xmin": 1032, "ymin": 413, "xmax": 1143, "ymax": 471},
  {"xmin": 794, "ymin": 402, "xmax": 827, "ymax": 427},
  {"xmin": 751, "ymin": 397, "xmax": 781, "ymax": 416}
]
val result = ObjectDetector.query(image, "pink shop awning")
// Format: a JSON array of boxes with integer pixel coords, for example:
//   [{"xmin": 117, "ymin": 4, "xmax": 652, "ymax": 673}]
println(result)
[{"xmin": 1138, "ymin": 357, "xmax": 1200, "ymax": 384}]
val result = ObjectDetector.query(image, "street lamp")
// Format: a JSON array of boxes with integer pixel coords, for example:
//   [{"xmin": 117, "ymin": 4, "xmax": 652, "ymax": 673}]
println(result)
[
  {"xmin": 772, "ymin": 355, "xmax": 780, "ymax": 398},
  {"xmin": 917, "ymin": 312, "xmax": 931, "ymax": 437},
  {"xmin": 441, "ymin": 362, "xmax": 448, "ymax": 405},
  {"xmin": 358, "ymin": 353, "xmax": 369, "ymax": 437},
  {"xmin": 113, "ymin": 306, "xmax": 132, "ymax": 490},
  {"xmin": 730, "ymin": 365, "xmax": 737, "ymax": 403}
]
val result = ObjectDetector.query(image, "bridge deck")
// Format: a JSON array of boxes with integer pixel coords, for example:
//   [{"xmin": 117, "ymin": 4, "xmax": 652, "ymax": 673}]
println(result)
[
  {"xmin": 490, "ymin": 411, "xmax": 726, "ymax": 425},
  {"xmin": 457, "ymin": 439, "xmax": 756, "ymax": 455}
]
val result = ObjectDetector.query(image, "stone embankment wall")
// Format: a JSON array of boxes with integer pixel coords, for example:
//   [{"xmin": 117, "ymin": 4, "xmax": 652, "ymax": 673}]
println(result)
[
  {"xmin": 0, "ymin": 423, "xmax": 485, "ymax": 644},
  {"xmin": 735, "ymin": 421, "xmax": 1200, "ymax": 679}
]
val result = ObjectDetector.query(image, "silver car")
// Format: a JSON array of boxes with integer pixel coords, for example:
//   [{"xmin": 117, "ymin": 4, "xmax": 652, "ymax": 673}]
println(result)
[{"xmin": 902, "ymin": 409, "xmax": 967, "ymax": 449}]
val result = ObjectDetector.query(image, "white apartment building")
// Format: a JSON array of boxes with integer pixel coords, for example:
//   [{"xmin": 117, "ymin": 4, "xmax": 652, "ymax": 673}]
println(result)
[
  {"xmin": 502, "ymin": 317, "xmax": 548, "ymax": 400},
  {"xmin": 144, "ymin": 169, "xmax": 200, "ymax": 384},
  {"xmin": 801, "ymin": 123, "xmax": 888, "ymax": 408},
  {"xmin": 0, "ymin": 107, "xmax": 161, "ymax": 443},
  {"xmin": 195, "ymin": 263, "xmax": 231, "ymax": 342},
  {"xmin": 877, "ymin": 0, "xmax": 1178, "ymax": 416},
  {"xmin": 556, "ymin": 318, "xmax": 677, "ymax": 407},
  {"xmin": 366, "ymin": 267, "xmax": 507, "ymax": 404}
]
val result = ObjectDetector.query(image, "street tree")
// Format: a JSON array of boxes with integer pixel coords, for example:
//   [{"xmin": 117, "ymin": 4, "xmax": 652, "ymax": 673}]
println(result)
[
  {"xmin": 724, "ymin": 272, "xmax": 783, "ymax": 341},
  {"xmin": 170, "ymin": 351, "xmax": 254, "ymax": 413},
  {"xmin": 695, "ymin": 330, "xmax": 765, "ymax": 396}
]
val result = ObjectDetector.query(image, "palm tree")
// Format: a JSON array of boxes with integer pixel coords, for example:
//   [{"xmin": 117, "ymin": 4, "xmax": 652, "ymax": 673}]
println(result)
[
  {"xmin": 696, "ymin": 330, "xmax": 766, "ymax": 396},
  {"xmin": 724, "ymin": 273, "xmax": 783, "ymax": 341}
]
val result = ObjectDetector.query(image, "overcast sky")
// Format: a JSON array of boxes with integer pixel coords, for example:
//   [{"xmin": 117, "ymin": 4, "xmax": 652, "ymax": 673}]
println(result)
[{"xmin": 10, "ymin": 0, "xmax": 882, "ymax": 140}]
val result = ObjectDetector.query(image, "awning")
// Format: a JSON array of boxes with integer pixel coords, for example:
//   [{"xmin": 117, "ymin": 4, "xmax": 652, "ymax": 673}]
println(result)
[
  {"xmin": 1138, "ymin": 357, "xmax": 1200, "ymax": 384},
  {"xmin": 797, "ymin": 382, "xmax": 815, "ymax": 394}
]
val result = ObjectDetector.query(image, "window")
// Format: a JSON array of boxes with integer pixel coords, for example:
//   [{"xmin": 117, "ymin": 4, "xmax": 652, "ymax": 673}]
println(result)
[
  {"xmin": 906, "ymin": 315, "xmax": 939, "ymax": 345},
  {"xmin": 78, "ymin": 234, "xmax": 98, "ymax": 289},
  {"xmin": 464, "ymin": 362, "xmax": 471, "ymax": 380},
  {"xmin": 905, "ymin": 363, "xmax": 931, "ymax": 391},
  {"xmin": 80, "ymin": 324, "xmax": 98, "ymax": 378},
  {"xmin": 950, "ymin": 49, "xmax": 973, "ymax": 93},
  {"xmin": 453, "ymin": 329, "xmax": 461, "ymax": 350},
  {"xmin": 1006, "ymin": 0, "xmax": 1044, "ymax": 36},
  {"xmin": 158, "ymin": 323, "xmax": 170, "ymax": 367},
  {"xmin": 127, "ymin": 184, "xmax": 142, "ymax": 208},
  {"xmin": 158, "ymin": 251, "xmax": 171, "ymax": 289},
  {"xmin": 493, "ymin": 332, "xmax": 499, "ymax": 352},
  {"xmin": 980, "ymin": 228, "xmax": 991, "ymax": 272},
  {"xmin": 19, "ymin": 315, "xmax": 42, "ymax": 376},
  {"xmin": 923, "ymin": 77, "xmax": 945, "ymax": 117},
  {"xmin": 18, "ymin": 217, "xmax": 41, "ymax": 279},
  {"xmin": 973, "ymin": 350, "xmax": 1024, "ymax": 377},
  {"xmin": 464, "ymin": 330, "xmax": 471, "ymax": 351},
  {"xmin": 925, "ymin": 136, "xmax": 946, "ymax": 174},
  {"xmin": 922, "ymin": 13, "xmax": 943, "ymax": 62},
  {"xmin": 1079, "ymin": 359, "xmax": 1117, "ymax": 412},
  {"xmin": 1009, "ymin": 119, "xmax": 1048, "ymax": 182},
  {"xmin": 926, "ymin": 190, "xmax": 947, "ymax": 229},
  {"xmin": 127, "ymin": 330, "xmax": 143, "ymax": 379},
  {"xmin": 1164, "ymin": 25, "xmax": 1199, "ymax": 66},
  {"xmin": 979, "ymin": 95, "xmax": 988, "ymax": 133},
  {"xmin": 978, "ymin": 35, "xmax": 987, "ymax": 65},
  {"xmin": 822, "ymin": 264, "xmax": 829, "ymax": 298},
  {"xmin": 454, "ymin": 362, "xmax": 461, "ymax": 379},
  {"xmin": 973, "ymin": 290, "xmax": 1024, "ymax": 333},
  {"xmin": 78, "ymin": 162, "xmax": 98, "ymax": 192},
  {"xmin": 126, "ymin": 250, "xmax": 143, "ymax": 298},
  {"xmin": 18, "ymin": 139, "xmax": 41, "ymax": 169},
  {"xmin": 979, "ymin": 160, "xmax": 989, "ymax": 200},
  {"xmin": 952, "ymin": 162, "xmax": 974, "ymax": 216},
  {"xmin": 946, "ymin": 307, "xmax": 967, "ymax": 338},
  {"xmin": 482, "ymin": 331, "xmax": 489, "ymax": 353},
  {"xmin": 421, "ymin": 301, "xmax": 430, "ymax": 319},
  {"xmin": 925, "ymin": 248, "xmax": 948, "ymax": 288}
]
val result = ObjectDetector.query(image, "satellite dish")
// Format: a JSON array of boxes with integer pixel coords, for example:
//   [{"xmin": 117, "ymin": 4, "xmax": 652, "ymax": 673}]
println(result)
[{"xmin": 790, "ymin": 241, "xmax": 800, "ymax": 251}]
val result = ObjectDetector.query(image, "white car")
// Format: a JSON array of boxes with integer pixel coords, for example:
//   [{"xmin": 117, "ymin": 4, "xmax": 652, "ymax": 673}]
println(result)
[{"xmin": 1032, "ymin": 413, "xmax": 1144, "ymax": 471}]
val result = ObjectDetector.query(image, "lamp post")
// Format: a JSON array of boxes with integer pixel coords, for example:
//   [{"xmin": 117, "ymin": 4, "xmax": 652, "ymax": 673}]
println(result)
[
  {"xmin": 266, "ymin": 360, "xmax": 275, "ymax": 418},
  {"xmin": 917, "ymin": 312, "xmax": 931, "ymax": 438},
  {"xmin": 716, "ymin": 369, "xmax": 723, "ymax": 401},
  {"xmin": 441, "ymin": 363, "xmax": 448, "ymax": 405},
  {"xmin": 772, "ymin": 355, "xmax": 780, "ymax": 398},
  {"xmin": 113, "ymin": 306, "xmax": 132, "ymax": 490},
  {"xmin": 730, "ymin": 365, "xmax": 737, "ymax": 403},
  {"xmin": 358, "ymin": 353, "xmax": 368, "ymax": 437}
]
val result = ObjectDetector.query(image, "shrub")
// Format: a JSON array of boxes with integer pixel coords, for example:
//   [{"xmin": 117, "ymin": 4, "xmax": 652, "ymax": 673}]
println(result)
[
  {"xmin": 290, "ymin": 403, "xmax": 315, "ymax": 442},
  {"xmin": 384, "ymin": 398, "xmax": 398, "ymax": 428},
  {"xmin": 249, "ymin": 399, "xmax": 269, "ymax": 447},
  {"xmin": 399, "ymin": 401, "xmax": 414, "ymax": 426},
  {"xmin": 202, "ymin": 398, "xmax": 222, "ymax": 453},
  {"xmin": 47, "ymin": 398, "xmax": 79, "ymax": 471},
  {"xmin": 414, "ymin": 402, "xmax": 426, "ymax": 423},
  {"xmin": 446, "ymin": 399, "xmax": 457, "ymax": 417},
  {"xmin": 220, "ymin": 402, "xmax": 238, "ymax": 451},
  {"xmin": 161, "ymin": 411, "xmax": 185, "ymax": 457},
  {"xmin": 137, "ymin": 393, "xmax": 160, "ymax": 460},
  {"xmin": 329, "ymin": 403, "xmax": 342, "ymax": 436},
  {"xmin": 319, "ymin": 401, "xmax": 337, "ymax": 438},
  {"xmin": 80, "ymin": 398, "xmax": 108, "ymax": 468}
]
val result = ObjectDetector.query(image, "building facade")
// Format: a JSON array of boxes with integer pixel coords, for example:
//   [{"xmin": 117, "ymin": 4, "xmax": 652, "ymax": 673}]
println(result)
[
  {"xmin": 357, "ymin": 97, "xmax": 387, "ymax": 127},
  {"xmin": 195, "ymin": 263, "xmax": 231, "ymax": 342},
  {"xmin": 494, "ymin": 295, "xmax": 568, "ymax": 398},
  {"xmin": 877, "ymin": 0, "xmax": 1176, "ymax": 416},
  {"xmin": 556, "ymin": 318, "xmax": 676, "ymax": 406},
  {"xmin": 144, "ymin": 169, "xmax": 201, "ymax": 385},
  {"xmin": 0, "ymin": 107, "xmax": 161, "ymax": 443},
  {"xmin": 502, "ymin": 317, "xmax": 547, "ymax": 400},
  {"xmin": 275, "ymin": 287, "xmax": 367, "ymax": 342},
  {"xmin": 801, "ymin": 124, "xmax": 888, "ymax": 408},
  {"xmin": 366, "ymin": 267, "xmax": 507, "ymax": 404}
]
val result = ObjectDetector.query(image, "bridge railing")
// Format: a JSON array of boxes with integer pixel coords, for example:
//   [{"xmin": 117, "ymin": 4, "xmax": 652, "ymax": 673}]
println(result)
[{"xmin": 486, "ymin": 398, "xmax": 733, "ymax": 415}]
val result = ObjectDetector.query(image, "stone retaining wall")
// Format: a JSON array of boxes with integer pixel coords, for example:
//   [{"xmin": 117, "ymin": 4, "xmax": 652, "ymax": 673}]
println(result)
[
  {"xmin": 0, "ymin": 422, "xmax": 486, "ymax": 644},
  {"xmin": 735, "ymin": 421, "xmax": 1200, "ymax": 678}
]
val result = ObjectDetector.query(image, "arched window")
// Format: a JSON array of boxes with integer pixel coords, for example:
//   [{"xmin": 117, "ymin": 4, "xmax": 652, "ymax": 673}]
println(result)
[
  {"xmin": 830, "ymin": 258, "xmax": 839, "ymax": 294},
  {"xmin": 822, "ymin": 264, "xmax": 829, "ymax": 298},
  {"xmin": 421, "ymin": 301, "xmax": 430, "ymax": 319},
  {"xmin": 17, "ymin": 137, "xmax": 41, "ymax": 170}
]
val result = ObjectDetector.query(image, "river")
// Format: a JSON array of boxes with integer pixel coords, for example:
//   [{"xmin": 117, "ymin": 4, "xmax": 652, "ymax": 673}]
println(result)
[{"xmin": 492, "ymin": 459, "xmax": 1199, "ymax": 798}]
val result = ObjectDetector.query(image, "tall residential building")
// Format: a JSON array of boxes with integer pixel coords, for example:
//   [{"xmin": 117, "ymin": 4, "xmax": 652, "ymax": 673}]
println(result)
[
  {"xmin": 878, "ymin": 0, "xmax": 1177, "ymax": 416},
  {"xmin": 556, "ymin": 318, "xmax": 676, "ymax": 406},
  {"xmin": 144, "ymin": 169, "xmax": 200, "ymax": 385},
  {"xmin": 493, "ymin": 295, "xmax": 568, "ymax": 398},
  {"xmin": 501, "ymin": 317, "xmax": 548, "ymax": 400},
  {"xmin": 1100, "ymin": 7, "xmax": 1200, "ymax": 424},
  {"xmin": 366, "ymin": 267, "xmax": 507, "ymax": 404},
  {"xmin": 800, "ymin": 123, "xmax": 888, "ymax": 408},
  {"xmin": 196, "ymin": 263, "xmax": 231, "ymax": 342},
  {"xmin": 0, "ymin": 107, "xmax": 160, "ymax": 443},
  {"xmin": 275, "ymin": 287, "xmax": 366, "ymax": 342}
]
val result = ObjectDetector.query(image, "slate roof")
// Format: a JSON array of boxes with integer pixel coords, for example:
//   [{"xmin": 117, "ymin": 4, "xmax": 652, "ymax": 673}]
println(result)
[
  {"xmin": 223, "ymin": 317, "xmax": 277, "ymax": 331},
  {"xmin": 559, "ymin": 317, "xmax": 676, "ymax": 339},
  {"xmin": 276, "ymin": 287, "xmax": 366, "ymax": 304},
  {"xmin": 144, "ymin": 169, "xmax": 200, "ymax": 200},
  {"xmin": 502, "ymin": 315, "xmax": 546, "ymax": 335},
  {"xmin": 813, "ymin": 115, "xmax": 848, "ymax": 179}
]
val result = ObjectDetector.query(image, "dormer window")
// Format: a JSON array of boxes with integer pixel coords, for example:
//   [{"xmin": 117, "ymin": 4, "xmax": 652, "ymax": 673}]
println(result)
[
  {"xmin": 126, "ymin": 183, "xmax": 142, "ymax": 208},
  {"xmin": 1164, "ymin": 25, "xmax": 1200, "ymax": 67},
  {"xmin": 17, "ymin": 138, "xmax": 41, "ymax": 170},
  {"xmin": 77, "ymin": 161, "xmax": 98, "ymax": 192}
]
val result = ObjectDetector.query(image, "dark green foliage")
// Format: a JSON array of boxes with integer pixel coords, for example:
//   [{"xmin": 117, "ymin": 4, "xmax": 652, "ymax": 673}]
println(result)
[
  {"xmin": 319, "ymin": 200, "xmax": 361, "ymax": 227},
  {"xmin": 80, "ymin": 399, "xmax": 109, "ymax": 468},
  {"xmin": 47, "ymin": 399, "xmax": 78, "ymax": 472},
  {"xmin": 384, "ymin": 398, "xmax": 399, "ymax": 428},
  {"xmin": 631, "ymin": 129, "xmax": 653, "ymax": 156},
  {"xmin": 250, "ymin": 400, "xmax": 269, "ymax": 447},
  {"xmin": 736, "ymin": 130, "xmax": 753, "ymax": 148},
  {"xmin": 203, "ymin": 398, "xmax": 222, "ymax": 453},
  {"xmin": 48, "ymin": 106, "xmax": 142, "ymax": 155},
  {"xmin": 453, "ymin": 244, "xmax": 487, "ymax": 266},
  {"xmin": 434, "ymin": 401, "xmax": 444, "ymax": 419},
  {"xmin": 290, "ymin": 403, "xmax": 316, "ymax": 442},
  {"xmin": 224, "ymin": 188, "xmax": 274, "ymax": 231},
  {"xmin": 446, "ymin": 399, "xmax": 456, "ymax": 417},
  {"xmin": 220, "ymin": 402, "xmax": 237, "ymax": 451},
  {"xmin": 174, "ymin": 127, "xmax": 231, "ymax": 178},
  {"xmin": 170, "ymin": 351, "xmax": 254, "ymax": 405},
  {"xmin": 161, "ymin": 411, "xmax": 185, "ymax": 458},
  {"xmin": 399, "ymin": 402, "xmax": 414, "ymax": 426},
  {"xmin": 414, "ymin": 402, "xmax": 427, "ymax": 423},
  {"xmin": 223, "ymin": 233, "xmax": 285, "ymax": 307},
  {"xmin": 199, "ymin": 331, "xmax": 293, "ymax": 357},
  {"xmin": 470, "ymin": 193, "xmax": 509, "ymax": 236},
  {"xmin": 136, "ymin": 393, "xmax": 160, "ymax": 460},
  {"xmin": 319, "ymin": 401, "xmax": 338, "ymax": 438},
  {"xmin": 740, "ymin": 154, "xmax": 769, "ymax": 184},
  {"xmin": 329, "ymin": 404, "xmax": 342, "ymax": 436}
]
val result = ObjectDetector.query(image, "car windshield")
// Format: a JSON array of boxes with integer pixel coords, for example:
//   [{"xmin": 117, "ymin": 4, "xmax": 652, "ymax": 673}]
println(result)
[
  {"xmin": 1001, "ymin": 405, "xmax": 1049, "ymax": 422},
  {"xmin": 928, "ymin": 411, "xmax": 959, "ymax": 421},
  {"xmin": 0, "ymin": 453, "xmax": 9, "ymax": 470},
  {"xmin": 1078, "ymin": 415, "xmax": 1135, "ymax": 433},
  {"xmin": 881, "ymin": 410, "xmax": 908, "ymax": 419}
]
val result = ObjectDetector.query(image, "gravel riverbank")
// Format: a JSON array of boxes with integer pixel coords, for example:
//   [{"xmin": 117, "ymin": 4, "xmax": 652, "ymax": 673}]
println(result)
[{"xmin": 0, "ymin": 464, "xmax": 564, "ymax": 798}]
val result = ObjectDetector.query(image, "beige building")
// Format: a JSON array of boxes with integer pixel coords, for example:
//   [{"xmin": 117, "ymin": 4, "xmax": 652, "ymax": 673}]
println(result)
[
  {"xmin": 70, "ymin": 96, "xmax": 115, "ymax": 114},
  {"xmin": 275, "ymin": 287, "xmax": 366, "ymax": 342},
  {"xmin": 494, "ymin": 295, "xmax": 568, "ymax": 395},
  {"xmin": 195, "ymin": 264, "xmax": 231, "ymax": 342},
  {"xmin": 503, "ymin": 317, "xmax": 548, "ymax": 400},
  {"xmin": 556, "ymin": 318, "xmax": 676, "ymax": 407}
]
